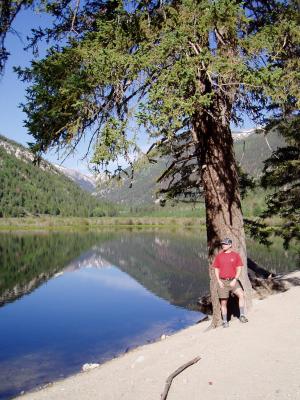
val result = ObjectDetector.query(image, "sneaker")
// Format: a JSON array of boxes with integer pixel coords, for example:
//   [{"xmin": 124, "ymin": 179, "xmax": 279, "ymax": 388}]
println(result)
[
  {"xmin": 239, "ymin": 315, "xmax": 248, "ymax": 323},
  {"xmin": 223, "ymin": 321, "xmax": 229, "ymax": 328}
]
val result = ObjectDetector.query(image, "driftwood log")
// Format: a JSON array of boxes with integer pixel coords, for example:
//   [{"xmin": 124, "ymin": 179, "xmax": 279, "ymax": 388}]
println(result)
[{"xmin": 161, "ymin": 356, "xmax": 201, "ymax": 400}]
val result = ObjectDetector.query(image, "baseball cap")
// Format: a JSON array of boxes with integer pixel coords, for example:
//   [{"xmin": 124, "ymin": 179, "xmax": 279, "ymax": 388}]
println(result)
[{"xmin": 220, "ymin": 238, "xmax": 232, "ymax": 245}]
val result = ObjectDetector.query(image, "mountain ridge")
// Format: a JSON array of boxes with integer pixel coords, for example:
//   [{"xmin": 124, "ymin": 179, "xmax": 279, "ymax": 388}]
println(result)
[
  {"xmin": 54, "ymin": 164, "xmax": 97, "ymax": 193},
  {"xmin": 0, "ymin": 134, "xmax": 117, "ymax": 217},
  {"xmin": 93, "ymin": 128, "xmax": 285, "ymax": 206},
  {"xmin": 0, "ymin": 128, "xmax": 285, "ymax": 211}
]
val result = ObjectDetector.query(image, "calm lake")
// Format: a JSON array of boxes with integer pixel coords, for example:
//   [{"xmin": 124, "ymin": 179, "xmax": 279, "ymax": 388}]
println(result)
[{"xmin": 0, "ymin": 228, "xmax": 298, "ymax": 399}]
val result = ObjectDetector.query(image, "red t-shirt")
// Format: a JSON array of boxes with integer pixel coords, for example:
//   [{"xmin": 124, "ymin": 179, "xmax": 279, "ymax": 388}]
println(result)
[{"xmin": 212, "ymin": 251, "xmax": 243, "ymax": 279}]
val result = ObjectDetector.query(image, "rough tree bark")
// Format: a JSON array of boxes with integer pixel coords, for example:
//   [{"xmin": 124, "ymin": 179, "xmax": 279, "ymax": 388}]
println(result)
[{"xmin": 194, "ymin": 112, "xmax": 252, "ymax": 327}]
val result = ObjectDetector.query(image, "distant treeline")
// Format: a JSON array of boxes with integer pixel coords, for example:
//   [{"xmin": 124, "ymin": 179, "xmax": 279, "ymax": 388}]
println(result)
[{"xmin": 0, "ymin": 147, "xmax": 119, "ymax": 217}]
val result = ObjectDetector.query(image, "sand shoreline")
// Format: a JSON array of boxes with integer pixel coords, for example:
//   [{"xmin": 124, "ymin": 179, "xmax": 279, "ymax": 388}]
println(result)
[{"xmin": 16, "ymin": 270, "xmax": 300, "ymax": 400}]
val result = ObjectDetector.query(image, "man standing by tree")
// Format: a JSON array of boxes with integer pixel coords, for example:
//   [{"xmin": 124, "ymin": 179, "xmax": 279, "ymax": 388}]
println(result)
[{"xmin": 213, "ymin": 238, "xmax": 248, "ymax": 328}]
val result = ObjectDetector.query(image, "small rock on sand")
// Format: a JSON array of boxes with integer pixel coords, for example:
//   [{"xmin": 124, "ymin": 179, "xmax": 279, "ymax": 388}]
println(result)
[{"xmin": 82, "ymin": 363, "xmax": 99, "ymax": 372}]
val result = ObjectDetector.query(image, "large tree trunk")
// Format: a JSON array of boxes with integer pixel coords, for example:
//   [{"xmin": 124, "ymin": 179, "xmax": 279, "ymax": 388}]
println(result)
[{"xmin": 194, "ymin": 115, "xmax": 252, "ymax": 327}]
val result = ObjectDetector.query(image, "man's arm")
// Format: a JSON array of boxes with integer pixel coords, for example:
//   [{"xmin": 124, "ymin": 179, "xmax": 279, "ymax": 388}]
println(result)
[
  {"xmin": 235, "ymin": 266, "xmax": 242, "ymax": 280},
  {"xmin": 214, "ymin": 267, "xmax": 224, "ymax": 288},
  {"xmin": 230, "ymin": 266, "xmax": 242, "ymax": 287}
]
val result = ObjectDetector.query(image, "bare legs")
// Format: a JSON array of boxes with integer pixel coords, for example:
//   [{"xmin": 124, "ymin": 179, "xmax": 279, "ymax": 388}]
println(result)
[
  {"xmin": 233, "ymin": 288, "xmax": 245, "ymax": 310},
  {"xmin": 220, "ymin": 299, "xmax": 228, "ymax": 320},
  {"xmin": 220, "ymin": 288, "xmax": 248, "ymax": 326}
]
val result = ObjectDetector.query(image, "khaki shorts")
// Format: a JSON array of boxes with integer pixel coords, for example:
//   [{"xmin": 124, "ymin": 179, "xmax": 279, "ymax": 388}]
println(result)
[{"xmin": 217, "ymin": 279, "xmax": 242, "ymax": 299}]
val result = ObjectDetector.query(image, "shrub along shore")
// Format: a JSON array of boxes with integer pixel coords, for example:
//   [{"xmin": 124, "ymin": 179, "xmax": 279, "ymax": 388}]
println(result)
[{"xmin": 0, "ymin": 216, "xmax": 207, "ymax": 231}]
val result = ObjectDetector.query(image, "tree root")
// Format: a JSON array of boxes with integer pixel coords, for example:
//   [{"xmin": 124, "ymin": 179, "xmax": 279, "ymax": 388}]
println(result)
[{"xmin": 197, "ymin": 263, "xmax": 295, "ymax": 314}]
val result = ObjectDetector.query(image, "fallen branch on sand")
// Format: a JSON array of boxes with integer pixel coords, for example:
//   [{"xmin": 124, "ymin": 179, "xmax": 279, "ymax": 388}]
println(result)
[{"xmin": 161, "ymin": 356, "xmax": 201, "ymax": 400}]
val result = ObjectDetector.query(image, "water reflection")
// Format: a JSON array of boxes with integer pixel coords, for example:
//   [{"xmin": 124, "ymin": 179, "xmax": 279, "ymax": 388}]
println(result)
[
  {"xmin": 92, "ymin": 231, "xmax": 210, "ymax": 309},
  {"xmin": 0, "ymin": 229, "xmax": 298, "ymax": 399},
  {"xmin": 0, "ymin": 230, "xmax": 208, "ymax": 399},
  {"xmin": 1, "ymin": 230, "xmax": 298, "ymax": 310},
  {"xmin": 0, "ymin": 264, "xmax": 202, "ymax": 399},
  {"xmin": 0, "ymin": 230, "xmax": 211, "ymax": 310},
  {"xmin": 0, "ymin": 232, "xmax": 118, "ymax": 307}
]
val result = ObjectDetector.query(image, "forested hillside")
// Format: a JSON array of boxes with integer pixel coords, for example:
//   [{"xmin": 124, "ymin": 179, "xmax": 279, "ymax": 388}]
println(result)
[
  {"xmin": 233, "ymin": 129, "xmax": 286, "ymax": 177},
  {"xmin": 0, "ymin": 135, "xmax": 117, "ymax": 217},
  {"xmin": 0, "ymin": 129, "xmax": 286, "ymax": 217},
  {"xmin": 96, "ymin": 129, "xmax": 285, "ymax": 207}
]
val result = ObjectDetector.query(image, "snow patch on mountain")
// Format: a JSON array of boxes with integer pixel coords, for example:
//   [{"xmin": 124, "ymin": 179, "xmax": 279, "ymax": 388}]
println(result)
[
  {"xmin": 54, "ymin": 164, "xmax": 97, "ymax": 192},
  {"xmin": 232, "ymin": 127, "xmax": 264, "ymax": 141}
]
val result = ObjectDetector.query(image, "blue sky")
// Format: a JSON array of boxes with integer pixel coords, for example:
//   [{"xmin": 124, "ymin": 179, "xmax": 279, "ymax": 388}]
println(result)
[
  {"xmin": 0, "ymin": 7, "xmax": 255, "ymax": 175},
  {"xmin": 0, "ymin": 8, "xmax": 95, "ymax": 173}
]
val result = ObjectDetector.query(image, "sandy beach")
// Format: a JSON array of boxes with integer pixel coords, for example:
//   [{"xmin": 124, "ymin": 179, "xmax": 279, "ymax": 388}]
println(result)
[{"xmin": 17, "ymin": 271, "xmax": 300, "ymax": 400}]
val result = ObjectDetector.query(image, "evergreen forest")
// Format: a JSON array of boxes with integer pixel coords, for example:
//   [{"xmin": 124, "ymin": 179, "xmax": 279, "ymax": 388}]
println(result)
[{"xmin": 0, "ymin": 142, "xmax": 118, "ymax": 218}]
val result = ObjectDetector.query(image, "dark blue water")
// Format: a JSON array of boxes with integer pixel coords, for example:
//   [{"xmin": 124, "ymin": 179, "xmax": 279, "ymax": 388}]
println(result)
[
  {"xmin": 0, "ymin": 266, "xmax": 201, "ymax": 399},
  {"xmin": 0, "ymin": 229, "xmax": 298, "ymax": 399},
  {"xmin": 0, "ymin": 230, "xmax": 207, "ymax": 399}
]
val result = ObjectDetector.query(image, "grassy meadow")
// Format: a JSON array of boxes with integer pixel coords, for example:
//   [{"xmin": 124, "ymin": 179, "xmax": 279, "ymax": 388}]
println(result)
[{"xmin": 0, "ymin": 187, "xmax": 279, "ymax": 231}]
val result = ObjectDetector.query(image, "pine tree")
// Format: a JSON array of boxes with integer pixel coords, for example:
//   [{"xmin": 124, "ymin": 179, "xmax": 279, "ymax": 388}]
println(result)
[
  {"xmin": 260, "ymin": 117, "xmax": 300, "ymax": 248},
  {"xmin": 4, "ymin": 0, "xmax": 299, "ymax": 325}
]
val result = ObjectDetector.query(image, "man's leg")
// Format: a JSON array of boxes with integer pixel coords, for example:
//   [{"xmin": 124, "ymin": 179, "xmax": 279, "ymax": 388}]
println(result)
[
  {"xmin": 220, "ymin": 298, "xmax": 229, "ymax": 327},
  {"xmin": 233, "ymin": 288, "xmax": 248, "ymax": 322}
]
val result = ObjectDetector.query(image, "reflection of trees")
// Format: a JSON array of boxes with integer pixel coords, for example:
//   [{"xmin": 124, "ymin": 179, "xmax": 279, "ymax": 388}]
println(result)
[
  {"xmin": 246, "ymin": 240, "xmax": 299, "ymax": 273},
  {"xmin": 0, "ymin": 232, "xmax": 116, "ymax": 306},
  {"xmin": 95, "ymin": 231, "xmax": 210, "ymax": 309},
  {"xmin": 1, "ymin": 230, "xmax": 296, "ymax": 310}
]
